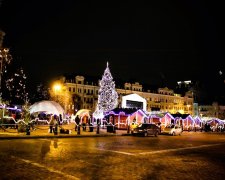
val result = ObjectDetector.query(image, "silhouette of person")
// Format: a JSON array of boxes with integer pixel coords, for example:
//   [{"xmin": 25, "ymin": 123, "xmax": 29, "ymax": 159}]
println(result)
[{"xmin": 75, "ymin": 116, "xmax": 80, "ymax": 131}]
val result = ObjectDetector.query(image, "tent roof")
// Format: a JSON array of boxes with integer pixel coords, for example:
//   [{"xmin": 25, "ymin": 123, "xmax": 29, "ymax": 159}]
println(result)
[{"xmin": 29, "ymin": 100, "xmax": 64, "ymax": 116}]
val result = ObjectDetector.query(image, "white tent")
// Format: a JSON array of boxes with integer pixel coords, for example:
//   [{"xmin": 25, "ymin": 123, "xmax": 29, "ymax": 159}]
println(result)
[{"xmin": 29, "ymin": 100, "xmax": 65, "ymax": 116}]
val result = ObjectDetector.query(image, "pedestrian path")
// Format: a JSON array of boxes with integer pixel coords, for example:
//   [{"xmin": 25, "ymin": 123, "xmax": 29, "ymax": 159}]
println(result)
[{"xmin": 0, "ymin": 125, "xmax": 129, "ymax": 139}]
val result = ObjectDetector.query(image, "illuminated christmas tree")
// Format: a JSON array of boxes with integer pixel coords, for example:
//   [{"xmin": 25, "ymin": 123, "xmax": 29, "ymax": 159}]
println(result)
[
  {"xmin": 97, "ymin": 62, "xmax": 118, "ymax": 113},
  {"xmin": 5, "ymin": 67, "xmax": 28, "ymax": 104}
]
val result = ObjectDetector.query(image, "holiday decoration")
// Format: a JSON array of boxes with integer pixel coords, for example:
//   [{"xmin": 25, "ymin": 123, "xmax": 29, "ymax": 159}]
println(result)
[
  {"xmin": 94, "ymin": 62, "xmax": 118, "ymax": 117},
  {"xmin": 5, "ymin": 67, "xmax": 28, "ymax": 104},
  {"xmin": 93, "ymin": 105, "xmax": 104, "ymax": 119}
]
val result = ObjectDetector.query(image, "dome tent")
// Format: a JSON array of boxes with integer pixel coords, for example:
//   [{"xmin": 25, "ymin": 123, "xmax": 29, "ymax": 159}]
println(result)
[
  {"xmin": 75, "ymin": 109, "xmax": 91, "ymax": 118},
  {"xmin": 29, "ymin": 100, "xmax": 64, "ymax": 116}
]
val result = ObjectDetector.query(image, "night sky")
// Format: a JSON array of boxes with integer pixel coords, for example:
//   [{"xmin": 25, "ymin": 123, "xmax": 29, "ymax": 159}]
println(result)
[{"xmin": 0, "ymin": 0, "xmax": 224, "ymax": 99}]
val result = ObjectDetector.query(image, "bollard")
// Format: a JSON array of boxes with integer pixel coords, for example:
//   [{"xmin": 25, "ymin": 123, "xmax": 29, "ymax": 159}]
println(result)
[
  {"xmin": 26, "ymin": 124, "xmax": 30, "ymax": 135},
  {"xmin": 113, "ymin": 125, "xmax": 116, "ymax": 133},
  {"xmin": 96, "ymin": 124, "xmax": 100, "ymax": 134},
  {"xmin": 54, "ymin": 124, "xmax": 58, "ymax": 135},
  {"xmin": 89, "ymin": 124, "xmax": 93, "ymax": 132},
  {"xmin": 127, "ymin": 124, "xmax": 130, "ymax": 134},
  {"xmin": 77, "ymin": 125, "xmax": 80, "ymax": 135}
]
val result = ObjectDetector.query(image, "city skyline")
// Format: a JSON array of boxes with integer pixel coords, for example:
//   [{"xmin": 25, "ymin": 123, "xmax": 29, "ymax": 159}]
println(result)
[{"xmin": 0, "ymin": 1, "xmax": 224, "ymax": 101}]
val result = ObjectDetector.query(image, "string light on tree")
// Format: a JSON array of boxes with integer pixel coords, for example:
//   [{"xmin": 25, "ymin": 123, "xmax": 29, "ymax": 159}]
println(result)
[
  {"xmin": 97, "ymin": 62, "xmax": 118, "ymax": 113},
  {"xmin": 0, "ymin": 30, "xmax": 12, "ymax": 101},
  {"xmin": 5, "ymin": 67, "xmax": 28, "ymax": 104},
  {"xmin": 93, "ymin": 104, "xmax": 104, "ymax": 119}
]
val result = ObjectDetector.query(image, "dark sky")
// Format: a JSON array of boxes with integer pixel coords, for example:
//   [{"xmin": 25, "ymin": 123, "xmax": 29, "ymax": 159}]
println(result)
[{"xmin": 0, "ymin": 0, "xmax": 224, "ymax": 96}]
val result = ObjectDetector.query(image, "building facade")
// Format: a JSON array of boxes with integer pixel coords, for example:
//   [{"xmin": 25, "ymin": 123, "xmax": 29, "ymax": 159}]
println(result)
[
  {"xmin": 198, "ymin": 102, "xmax": 225, "ymax": 119},
  {"xmin": 59, "ymin": 75, "xmax": 194, "ymax": 115}
]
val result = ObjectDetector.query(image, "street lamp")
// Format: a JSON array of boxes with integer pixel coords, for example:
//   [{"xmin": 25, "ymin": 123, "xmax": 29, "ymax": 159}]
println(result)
[
  {"xmin": 54, "ymin": 84, "xmax": 61, "ymax": 92},
  {"xmin": 53, "ymin": 84, "xmax": 61, "ymax": 102}
]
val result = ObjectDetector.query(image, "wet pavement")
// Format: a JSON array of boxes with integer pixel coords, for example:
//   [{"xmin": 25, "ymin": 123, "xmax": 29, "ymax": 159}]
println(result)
[
  {"xmin": 0, "ymin": 132, "xmax": 225, "ymax": 180},
  {"xmin": 0, "ymin": 124, "xmax": 129, "ymax": 139}
]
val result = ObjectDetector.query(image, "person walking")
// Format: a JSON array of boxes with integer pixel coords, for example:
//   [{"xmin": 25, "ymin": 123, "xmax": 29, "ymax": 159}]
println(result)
[
  {"xmin": 75, "ymin": 116, "xmax": 80, "ymax": 131},
  {"xmin": 59, "ymin": 114, "xmax": 62, "ymax": 125},
  {"xmin": 82, "ymin": 117, "xmax": 87, "ymax": 131},
  {"xmin": 49, "ymin": 115, "xmax": 55, "ymax": 133}
]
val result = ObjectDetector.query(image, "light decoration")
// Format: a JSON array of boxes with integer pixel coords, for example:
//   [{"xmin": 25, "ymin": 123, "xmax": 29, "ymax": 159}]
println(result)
[
  {"xmin": 5, "ymin": 67, "xmax": 28, "ymax": 103},
  {"xmin": 0, "ymin": 47, "xmax": 12, "ymax": 99},
  {"xmin": 93, "ymin": 105, "xmax": 104, "ymax": 119},
  {"xmin": 96, "ymin": 62, "xmax": 118, "ymax": 113}
]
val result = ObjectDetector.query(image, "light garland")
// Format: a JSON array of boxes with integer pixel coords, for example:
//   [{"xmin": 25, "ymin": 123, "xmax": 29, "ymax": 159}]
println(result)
[
  {"xmin": 96, "ymin": 62, "xmax": 118, "ymax": 113},
  {"xmin": 0, "ymin": 47, "xmax": 12, "ymax": 100},
  {"xmin": 93, "ymin": 105, "xmax": 104, "ymax": 119}
]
